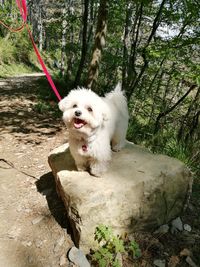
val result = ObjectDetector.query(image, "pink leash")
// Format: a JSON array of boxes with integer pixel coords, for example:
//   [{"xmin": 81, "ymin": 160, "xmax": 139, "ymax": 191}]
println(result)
[{"xmin": 16, "ymin": 0, "xmax": 62, "ymax": 101}]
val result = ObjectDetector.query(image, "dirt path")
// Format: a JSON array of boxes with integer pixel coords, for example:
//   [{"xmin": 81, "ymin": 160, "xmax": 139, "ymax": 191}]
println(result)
[{"xmin": 0, "ymin": 74, "xmax": 73, "ymax": 267}]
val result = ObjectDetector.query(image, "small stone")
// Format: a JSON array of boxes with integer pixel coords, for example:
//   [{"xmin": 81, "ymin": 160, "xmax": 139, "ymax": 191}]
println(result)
[
  {"xmin": 184, "ymin": 224, "xmax": 192, "ymax": 232},
  {"xmin": 153, "ymin": 259, "xmax": 166, "ymax": 267},
  {"xmin": 25, "ymin": 208, "xmax": 32, "ymax": 213},
  {"xmin": 38, "ymin": 164, "xmax": 45, "ymax": 169},
  {"xmin": 54, "ymin": 236, "xmax": 65, "ymax": 253},
  {"xmin": 185, "ymin": 256, "xmax": 198, "ymax": 267},
  {"xmin": 8, "ymin": 226, "xmax": 21, "ymax": 239},
  {"xmin": 68, "ymin": 247, "xmax": 90, "ymax": 267},
  {"xmin": 16, "ymin": 206, "xmax": 22, "ymax": 212},
  {"xmin": 35, "ymin": 239, "xmax": 43, "ymax": 248},
  {"xmin": 59, "ymin": 254, "xmax": 67, "ymax": 266},
  {"xmin": 171, "ymin": 217, "xmax": 183, "ymax": 233},
  {"xmin": 22, "ymin": 241, "xmax": 32, "ymax": 247},
  {"xmin": 154, "ymin": 224, "xmax": 169, "ymax": 234},
  {"xmin": 18, "ymin": 111, "xmax": 25, "ymax": 116},
  {"xmin": 31, "ymin": 215, "xmax": 44, "ymax": 225}
]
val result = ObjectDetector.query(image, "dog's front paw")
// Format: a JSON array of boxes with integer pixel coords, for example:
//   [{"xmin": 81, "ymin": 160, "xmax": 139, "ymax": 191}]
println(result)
[
  {"xmin": 90, "ymin": 169, "xmax": 102, "ymax": 177},
  {"xmin": 76, "ymin": 163, "xmax": 87, "ymax": 172},
  {"xmin": 112, "ymin": 144, "xmax": 122, "ymax": 152},
  {"xmin": 77, "ymin": 167, "xmax": 86, "ymax": 172},
  {"xmin": 90, "ymin": 161, "xmax": 108, "ymax": 177}
]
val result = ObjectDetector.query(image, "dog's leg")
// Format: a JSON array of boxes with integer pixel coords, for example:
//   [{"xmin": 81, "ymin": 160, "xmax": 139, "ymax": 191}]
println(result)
[
  {"xmin": 111, "ymin": 122, "xmax": 128, "ymax": 152},
  {"xmin": 111, "ymin": 135, "xmax": 126, "ymax": 152},
  {"xmin": 75, "ymin": 158, "xmax": 88, "ymax": 172},
  {"xmin": 90, "ymin": 160, "xmax": 109, "ymax": 177}
]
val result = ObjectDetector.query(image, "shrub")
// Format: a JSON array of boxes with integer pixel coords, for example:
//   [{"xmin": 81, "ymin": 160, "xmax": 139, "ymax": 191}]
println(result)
[{"xmin": 90, "ymin": 225, "xmax": 141, "ymax": 267}]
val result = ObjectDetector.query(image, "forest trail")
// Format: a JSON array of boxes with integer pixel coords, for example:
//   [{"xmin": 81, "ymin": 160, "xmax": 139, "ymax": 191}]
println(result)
[{"xmin": 0, "ymin": 74, "xmax": 73, "ymax": 267}]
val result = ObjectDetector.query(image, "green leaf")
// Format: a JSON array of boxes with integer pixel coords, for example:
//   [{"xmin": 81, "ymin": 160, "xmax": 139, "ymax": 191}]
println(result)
[
  {"xmin": 113, "ymin": 259, "xmax": 122, "ymax": 267},
  {"xmin": 129, "ymin": 240, "xmax": 142, "ymax": 258},
  {"xmin": 196, "ymin": 76, "xmax": 200, "ymax": 87},
  {"xmin": 113, "ymin": 237, "xmax": 125, "ymax": 253}
]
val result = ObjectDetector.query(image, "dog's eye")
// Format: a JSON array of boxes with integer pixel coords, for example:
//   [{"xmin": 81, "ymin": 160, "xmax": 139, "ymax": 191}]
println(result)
[
  {"xmin": 73, "ymin": 104, "xmax": 77, "ymax": 108},
  {"xmin": 87, "ymin": 107, "xmax": 93, "ymax": 112}
]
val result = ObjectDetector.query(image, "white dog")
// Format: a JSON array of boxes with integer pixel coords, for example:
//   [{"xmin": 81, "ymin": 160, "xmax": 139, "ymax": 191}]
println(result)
[{"xmin": 59, "ymin": 83, "xmax": 129, "ymax": 177}]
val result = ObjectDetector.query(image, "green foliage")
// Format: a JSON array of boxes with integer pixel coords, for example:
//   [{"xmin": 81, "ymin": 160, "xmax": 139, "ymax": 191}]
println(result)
[
  {"xmin": 91, "ymin": 225, "xmax": 141, "ymax": 267},
  {"xmin": 129, "ymin": 240, "xmax": 142, "ymax": 259},
  {"xmin": 0, "ymin": 30, "xmax": 40, "ymax": 76},
  {"xmin": 0, "ymin": 38, "xmax": 15, "ymax": 64},
  {"xmin": 163, "ymin": 136, "xmax": 200, "ymax": 173},
  {"xmin": 33, "ymin": 99, "xmax": 61, "ymax": 118},
  {"xmin": 33, "ymin": 101, "xmax": 52, "ymax": 114},
  {"xmin": 163, "ymin": 138, "xmax": 190, "ymax": 163}
]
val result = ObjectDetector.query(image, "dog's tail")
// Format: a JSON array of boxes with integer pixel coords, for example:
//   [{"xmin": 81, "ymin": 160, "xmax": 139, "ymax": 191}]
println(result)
[{"xmin": 105, "ymin": 83, "xmax": 129, "ymax": 117}]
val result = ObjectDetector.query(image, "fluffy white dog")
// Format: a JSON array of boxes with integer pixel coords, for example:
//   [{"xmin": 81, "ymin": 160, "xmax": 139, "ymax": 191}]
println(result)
[{"xmin": 59, "ymin": 83, "xmax": 129, "ymax": 177}]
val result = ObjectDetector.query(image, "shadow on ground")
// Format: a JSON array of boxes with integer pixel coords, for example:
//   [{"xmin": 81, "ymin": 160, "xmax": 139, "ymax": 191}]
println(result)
[
  {"xmin": 36, "ymin": 172, "xmax": 70, "ymax": 229},
  {"xmin": 0, "ymin": 75, "xmax": 63, "ymax": 144}
]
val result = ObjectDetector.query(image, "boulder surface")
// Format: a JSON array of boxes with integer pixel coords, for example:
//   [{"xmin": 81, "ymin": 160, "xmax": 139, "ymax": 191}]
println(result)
[{"xmin": 48, "ymin": 142, "xmax": 192, "ymax": 252}]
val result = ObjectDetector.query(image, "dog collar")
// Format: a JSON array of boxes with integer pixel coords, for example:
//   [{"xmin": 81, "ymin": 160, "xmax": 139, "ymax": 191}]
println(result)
[{"xmin": 82, "ymin": 144, "xmax": 88, "ymax": 152}]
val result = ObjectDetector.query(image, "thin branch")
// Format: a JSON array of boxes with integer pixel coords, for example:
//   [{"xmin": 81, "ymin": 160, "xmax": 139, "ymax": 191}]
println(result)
[
  {"xmin": 154, "ymin": 83, "xmax": 197, "ymax": 134},
  {"xmin": 127, "ymin": 0, "xmax": 167, "ymax": 100}
]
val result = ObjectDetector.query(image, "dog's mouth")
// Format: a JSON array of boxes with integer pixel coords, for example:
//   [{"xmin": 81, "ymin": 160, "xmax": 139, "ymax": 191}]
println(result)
[{"xmin": 73, "ymin": 118, "xmax": 87, "ymax": 129}]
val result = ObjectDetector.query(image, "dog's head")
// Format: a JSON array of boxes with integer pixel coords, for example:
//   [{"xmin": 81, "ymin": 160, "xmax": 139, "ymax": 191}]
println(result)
[{"xmin": 59, "ymin": 88, "xmax": 108, "ymax": 136}]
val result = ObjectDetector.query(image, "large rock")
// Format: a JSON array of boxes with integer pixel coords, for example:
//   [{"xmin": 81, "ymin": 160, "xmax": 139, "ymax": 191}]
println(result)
[{"xmin": 48, "ymin": 142, "xmax": 192, "ymax": 252}]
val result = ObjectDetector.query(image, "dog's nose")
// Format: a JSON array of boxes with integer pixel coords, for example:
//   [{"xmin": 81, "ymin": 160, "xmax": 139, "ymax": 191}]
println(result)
[{"xmin": 75, "ymin": 110, "xmax": 82, "ymax": 117}]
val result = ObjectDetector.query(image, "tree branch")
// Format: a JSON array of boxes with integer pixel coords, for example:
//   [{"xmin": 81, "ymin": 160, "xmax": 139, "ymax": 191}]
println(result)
[{"xmin": 154, "ymin": 82, "xmax": 197, "ymax": 134}]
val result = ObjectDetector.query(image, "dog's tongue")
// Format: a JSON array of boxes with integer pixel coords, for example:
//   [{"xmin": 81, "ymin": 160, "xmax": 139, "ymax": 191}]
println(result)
[{"xmin": 74, "ymin": 118, "xmax": 86, "ymax": 129}]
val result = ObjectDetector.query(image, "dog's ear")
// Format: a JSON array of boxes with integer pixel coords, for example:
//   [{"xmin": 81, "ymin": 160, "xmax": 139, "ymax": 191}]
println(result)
[{"xmin": 58, "ymin": 97, "xmax": 68, "ymax": 112}]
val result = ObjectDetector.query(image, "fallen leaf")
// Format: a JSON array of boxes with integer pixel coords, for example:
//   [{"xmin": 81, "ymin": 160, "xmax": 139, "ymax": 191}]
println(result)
[
  {"xmin": 168, "ymin": 255, "xmax": 180, "ymax": 267},
  {"xmin": 180, "ymin": 248, "xmax": 191, "ymax": 257}
]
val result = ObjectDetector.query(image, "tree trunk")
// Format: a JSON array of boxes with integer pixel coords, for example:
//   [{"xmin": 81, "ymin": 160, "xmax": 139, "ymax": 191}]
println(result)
[
  {"xmin": 61, "ymin": 4, "xmax": 67, "ymax": 77},
  {"xmin": 38, "ymin": 5, "xmax": 43, "ymax": 51},
  {"xmin": 74, "ymin": 0, "xmax": 89, "ymax": 87},
  {"xmin": 122, "ymin": 2, "xmax": 133, "ymax": 90},
  {"xmin": 86, "ymin": 0, "xmax": 108, "ymax": 91},
  {"xmin": 127, "ymin": 2, "xmax": 143, "ymax": 89},
  {"xmin": 66, "ymin": 0, "xmax": 75, "ymax": 79},
  {"xmin": 0, "ymin": 0, "xmax": 5, "ymax": 7}
]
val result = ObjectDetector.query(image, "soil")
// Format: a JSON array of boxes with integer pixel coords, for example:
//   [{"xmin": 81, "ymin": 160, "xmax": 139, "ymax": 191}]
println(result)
[
  {"xmin": 0, "ymin": 74, "xmax": 73, "ymax": 267},
  {"xmin": 0, "ymin": 74, "xmax": 200, "ymax": 267}
]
